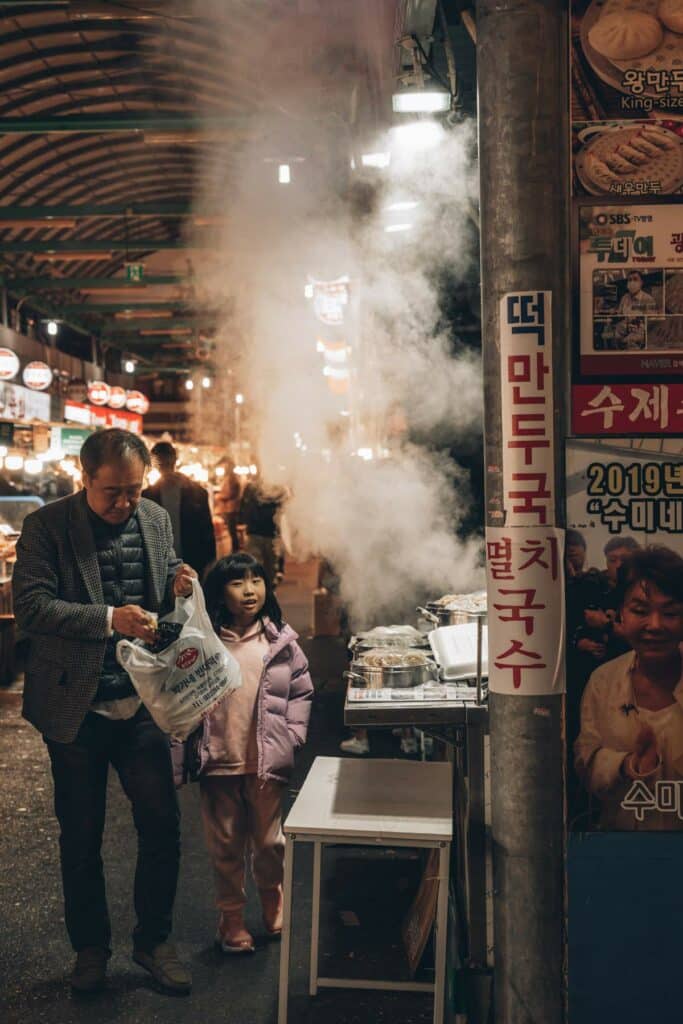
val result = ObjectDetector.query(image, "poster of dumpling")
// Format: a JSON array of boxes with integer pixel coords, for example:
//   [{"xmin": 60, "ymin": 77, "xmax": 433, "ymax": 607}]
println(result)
[
  {"xmin": 572, "ymin": 1, "xmax": 683, "ymax": 122},
  {"xmin": 571, "ymin": 2, "xmax": 683, "ymax": 195},
  {"xmin": 579, "ymin": 203, "xmax": 683, "ymax": 376}
]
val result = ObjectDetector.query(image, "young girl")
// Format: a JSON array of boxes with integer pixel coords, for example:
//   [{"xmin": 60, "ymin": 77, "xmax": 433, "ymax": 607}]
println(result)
[{"xmin": 199, "ymin": 553, "xmax": 313, "ymax": 952}]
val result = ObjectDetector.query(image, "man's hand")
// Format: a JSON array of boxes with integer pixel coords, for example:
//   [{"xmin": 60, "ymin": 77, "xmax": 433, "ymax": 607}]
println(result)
[
  {"xmin": 174, "ymin": 564, "xmax": 197, "ymax": 598},
  {"xmin": 112, "ymin": 605, "xmax": 158, "ymax": 642}
]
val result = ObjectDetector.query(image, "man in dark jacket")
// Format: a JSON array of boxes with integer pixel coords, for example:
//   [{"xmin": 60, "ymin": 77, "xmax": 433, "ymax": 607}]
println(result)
[
  {"xmin": 13, "ymin": 429, "xmax": 196, "ymax": 996},
  {"xmin": 143, "ymin": 442, "xmax": 216, "ymax": 579}
]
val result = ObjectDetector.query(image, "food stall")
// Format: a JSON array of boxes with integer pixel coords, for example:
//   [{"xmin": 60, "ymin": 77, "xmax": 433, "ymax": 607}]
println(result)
[{"xmin": 343, "ymin": 592, "xmax": 490, "ymax": 980}]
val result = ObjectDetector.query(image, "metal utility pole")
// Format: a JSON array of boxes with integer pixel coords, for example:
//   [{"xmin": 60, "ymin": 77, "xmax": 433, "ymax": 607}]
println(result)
[{"xmin": 477, "ymin": 2, "xmax": 570, "ymax": 1022}]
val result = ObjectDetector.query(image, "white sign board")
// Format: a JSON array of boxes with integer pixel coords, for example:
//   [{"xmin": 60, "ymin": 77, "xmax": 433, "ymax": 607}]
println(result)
[
  {"xmin": 500, "ymin": 291, "xmax": 555, "ymax": 526},
  {"xmin": 485, "ymin": 526, "xmax": 566, "ymax": 695}
]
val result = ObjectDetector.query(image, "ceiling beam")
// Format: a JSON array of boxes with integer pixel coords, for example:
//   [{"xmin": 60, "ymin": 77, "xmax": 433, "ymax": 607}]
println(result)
[
  {"xmin": 105, "ymin": 318, "xmax": 209, "ymax": 331},
  {"xmin": 0, "ymin": 239, "xmax": 205, "ymax": 252},
  {"xmin": 3, "ymin": 274, "xmax": 187, "ymax": 290},
  {"xmin": 0, "ymin": 114, "xmax": 244, "ymax": 134},
  {"xmin": 0, "ymin": 203, "xmax": 195, "ymax": 220},
  {"xmin": 59, "ymin": 302, "xmax": 198, "ymax": 314}
]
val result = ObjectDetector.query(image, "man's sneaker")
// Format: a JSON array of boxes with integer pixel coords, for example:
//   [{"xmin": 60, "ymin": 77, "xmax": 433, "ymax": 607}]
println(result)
[
  {"xmin": 260, "ymin": 886, "xmax": 284, "ymax": 937},
  {"xmin": 216, "ymin": 912, "xmax": 256, "ymax": 954},
  {"xmin": 70, "ymin": 947, "xmax": 109, "ymax": 993},
  {"xmin": 340, "ymin": 735, "xmax": 369, "ymax": 756},
  {"xmin": 132, "ymin": 942, "xmax": 192, "ymax": 995}
]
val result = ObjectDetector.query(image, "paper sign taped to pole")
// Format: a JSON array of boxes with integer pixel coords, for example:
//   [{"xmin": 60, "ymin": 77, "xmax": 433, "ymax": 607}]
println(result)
[{"xmin": 486, "ymin": 526, "xmax": 566, "ymax": 696}]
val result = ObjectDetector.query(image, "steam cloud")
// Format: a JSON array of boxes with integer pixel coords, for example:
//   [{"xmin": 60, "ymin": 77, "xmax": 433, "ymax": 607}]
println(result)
[{"xmin": 178, "ymin": 3, "xmax": 484, "ymax": 626}]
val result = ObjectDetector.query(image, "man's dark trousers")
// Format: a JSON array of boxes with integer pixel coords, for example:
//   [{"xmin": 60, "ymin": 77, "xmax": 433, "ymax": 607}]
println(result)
[{"xmin": 45, "ymin": 706, "xmax": 180, "ymax": 954}]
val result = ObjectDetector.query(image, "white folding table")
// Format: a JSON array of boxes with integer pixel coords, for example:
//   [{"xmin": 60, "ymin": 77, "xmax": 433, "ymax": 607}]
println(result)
[{"xmin": 278, "ymin": 755, "xmax": 453, "ymax": 1024}]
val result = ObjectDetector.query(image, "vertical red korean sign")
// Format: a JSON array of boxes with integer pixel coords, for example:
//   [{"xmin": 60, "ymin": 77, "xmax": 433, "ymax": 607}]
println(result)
[{"xmin": 486, "ymin": 292, "xmax": 565, "ymax": 695}]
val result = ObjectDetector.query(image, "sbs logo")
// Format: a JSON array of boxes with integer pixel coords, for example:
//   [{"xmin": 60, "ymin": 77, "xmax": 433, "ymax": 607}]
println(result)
[{"xmin": 176, "ymin": 647, "xmax": 199, "ymax": 670}]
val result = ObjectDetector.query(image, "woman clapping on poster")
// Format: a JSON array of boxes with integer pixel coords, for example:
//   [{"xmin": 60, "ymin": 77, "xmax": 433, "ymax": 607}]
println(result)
[{"xmin": 575, "ymin": 546, "xmax": 683, "ymax": 831}]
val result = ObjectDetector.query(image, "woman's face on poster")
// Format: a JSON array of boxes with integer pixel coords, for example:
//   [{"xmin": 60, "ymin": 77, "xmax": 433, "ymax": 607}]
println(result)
[{"xmin": 620, "ymin": 581, "xmax": 683, "ymax": 662}]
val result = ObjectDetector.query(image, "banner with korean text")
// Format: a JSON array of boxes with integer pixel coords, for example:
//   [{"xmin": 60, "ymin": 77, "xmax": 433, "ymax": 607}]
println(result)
[
  {"xmin": 499, "ymin": 291, "xmax": 555, "ymax": 526},
  {"xmin": 487, "ymin": 292, "xmax": 566, "ymax": 695},
  {"xmin": 486, "ymin": 527, "xmax": 566, "ymax": 696},
  {"xmin": 573, "ymin": 382, "xmax": 683, "ymax": 434}
]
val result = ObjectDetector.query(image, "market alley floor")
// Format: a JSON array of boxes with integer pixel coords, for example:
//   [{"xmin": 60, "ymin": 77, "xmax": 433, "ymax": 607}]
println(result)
[{"xmin": 0, "ymin": 562, "xmax": 435, "ymax": 1024}]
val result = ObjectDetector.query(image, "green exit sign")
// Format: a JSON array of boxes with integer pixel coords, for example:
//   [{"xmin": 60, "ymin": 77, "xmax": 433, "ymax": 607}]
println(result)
[{"xmin": 126, "ymin": 263, "xmax": 145, "ymax": 282}]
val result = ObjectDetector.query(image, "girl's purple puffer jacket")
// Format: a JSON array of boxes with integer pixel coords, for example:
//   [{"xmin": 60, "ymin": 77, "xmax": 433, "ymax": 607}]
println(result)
[{"xmin": 172, "ymin": 620, "xmax": 313, "ymax": 786}]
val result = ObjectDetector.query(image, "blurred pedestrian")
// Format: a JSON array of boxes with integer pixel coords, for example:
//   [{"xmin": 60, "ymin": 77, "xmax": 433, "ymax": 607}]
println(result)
[
  {"xmin": 144, "ymin": 441, "xmax": 216, "ymax": 579},
  {"xmin": 239, "ymin": 475, "xmax": 286, "ymax": 588}
]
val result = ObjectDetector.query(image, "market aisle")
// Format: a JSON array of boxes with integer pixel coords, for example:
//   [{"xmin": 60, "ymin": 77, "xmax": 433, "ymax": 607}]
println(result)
[{"xmin": 0, "ymin": 563, "xmax": 433, "ymax": 1024}]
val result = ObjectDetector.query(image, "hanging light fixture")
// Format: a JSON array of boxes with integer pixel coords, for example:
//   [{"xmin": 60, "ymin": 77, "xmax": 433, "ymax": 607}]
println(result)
[{"xmin": 392, "ymin": 84, "xmax": 451, "ymax": 114}]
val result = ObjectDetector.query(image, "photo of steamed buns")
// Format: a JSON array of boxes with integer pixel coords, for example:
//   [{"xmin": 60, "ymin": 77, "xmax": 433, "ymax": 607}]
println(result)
[
  {"xmin": 588, "ymin": 10, "xmax": 664, "ymax": 59},
  {"xmin": 659, "ymin": 0, "xmax": 683, "ymax": 34}
]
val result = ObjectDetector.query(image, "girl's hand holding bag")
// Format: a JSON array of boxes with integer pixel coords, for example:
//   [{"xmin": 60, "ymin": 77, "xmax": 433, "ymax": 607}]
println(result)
[{"xmin": 116, "ymin": 578, "xmax": 241, "ymax": 740}]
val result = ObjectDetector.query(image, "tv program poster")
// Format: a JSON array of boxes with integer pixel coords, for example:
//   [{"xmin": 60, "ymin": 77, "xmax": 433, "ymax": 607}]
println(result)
[
  {"xmin": 579, "ymin": 204, "xmax": 683, "ymax": 377},
  {"xmin": 566, "ymin": 437, "xmax": 683, "ymax": 831}
]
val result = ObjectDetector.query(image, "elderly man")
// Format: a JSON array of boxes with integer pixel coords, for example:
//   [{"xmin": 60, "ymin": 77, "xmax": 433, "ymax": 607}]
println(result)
[{"xmin": 13, "ymin": 429, "xmax": 196, "ymax": 996}]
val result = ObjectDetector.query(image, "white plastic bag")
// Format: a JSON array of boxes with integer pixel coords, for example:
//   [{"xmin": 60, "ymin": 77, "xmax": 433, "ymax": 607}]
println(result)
[{"xmin": 116, "ymin": 579, "xmax": 241, "ymax": 740}]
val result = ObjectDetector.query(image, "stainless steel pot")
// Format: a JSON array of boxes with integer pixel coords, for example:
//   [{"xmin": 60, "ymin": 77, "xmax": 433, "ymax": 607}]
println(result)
[
  {"xmin": 417, "ymin": 604, "xmax": 471, "ymax": 627},
  {"xmin": 418, "ymin": 603, "xmax": 488, "ymax": 628},
  {"xmin": 349, "ymin": 636, "xmax": 431, "ymax": 655},
  {"xmin": 343, "ymin": 660, "xmax": 439, "ymax": 690}
]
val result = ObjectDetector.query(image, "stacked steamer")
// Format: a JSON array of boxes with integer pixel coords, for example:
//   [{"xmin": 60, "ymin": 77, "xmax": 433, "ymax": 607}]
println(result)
[{"xmin": 347, "ymin": 624, "xmax": 438, "ymax": 690}]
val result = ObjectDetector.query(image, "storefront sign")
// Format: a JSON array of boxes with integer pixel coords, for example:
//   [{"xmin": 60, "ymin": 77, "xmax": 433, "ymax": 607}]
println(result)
[
  {"xmin": 125, "ymin": 262, "xmax": 144, "ymax": 282},
  {"xmin": 500, "ymin": 291, "xmax": 555, "ymax": 525},
  {"xmin": 0, "ymin": 348, "xmax": 20, "ymax": 381},
  {"xmin": 0, "ymin": 381, "xmax": 51, "ymax": 422},
  {"xmin": 108, "ymin": 386, "xmax": 127, "ymax": 409},
  {"xmin": 307, "ymin": 275, "xmax": 350, "ymax": 326},
  {"xmin": 64, "ymin": 400, "xmax": 92, "ymax": 426},
  {"xmin": 52, "ymin": 426, "xmax": 92, "ymax": 455},
  {"xmin": 87, "ymin": 380, "xmax": 110, "ymax": 406},
  {"xmin": 125, "ymin": 390, "xmax": 149, "ymax": 415},
  {"xmin": 64, "ymin": 399, "xmax": 143, "ymax": 433},
  {"xmin": 579, "ymin": 204, "xmax": 683, "ymax": 377},
  {"xmin": 105, "ymin": 408, "xmax": 143, "ymax": 433},
  {"xmin": 22, "ymin": 361, "xmax": 53, "ymax": 391},
  {"xmin": 485, "ymin": 526, "xmax": 565, "ymax": 695},
  {"xmin": 572, "ymin": 382, "xmax": 683, "ymax": 434}
]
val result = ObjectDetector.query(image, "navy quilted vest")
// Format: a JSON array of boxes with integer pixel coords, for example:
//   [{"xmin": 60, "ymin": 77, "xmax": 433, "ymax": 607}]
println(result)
[{"xmin": 90, "ymin": 512, "xmax": 147, "ymax": 702}]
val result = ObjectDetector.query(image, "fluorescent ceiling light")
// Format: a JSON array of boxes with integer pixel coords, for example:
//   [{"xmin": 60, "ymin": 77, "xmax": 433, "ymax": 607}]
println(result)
[
  {"xmin": 384, "ymin": 200, "xmax": 419, "ymax": 212},
  {"xmin": 392, "ymin": 88, "xmax": 451, "ymax": 114},
  {"xmin": 385, "ymin": 223, "xmax": 413, "ymax": 233},
  {"xmin": 278, "ymin": 164, "xmax": 291, "ymax": 184},
  {"xmin": 361, "ymin": 152, "xmax": 391, "ymax": 169}
]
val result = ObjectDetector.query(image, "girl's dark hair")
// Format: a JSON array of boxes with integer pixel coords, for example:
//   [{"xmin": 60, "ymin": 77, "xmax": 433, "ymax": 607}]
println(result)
[
  {"xmin": 616, "ymin": 545, "xmax": 683, "ymax": 607},
  {"xmin": 203, "ymin": 553, "xmax": 283, "ymax": 632}
]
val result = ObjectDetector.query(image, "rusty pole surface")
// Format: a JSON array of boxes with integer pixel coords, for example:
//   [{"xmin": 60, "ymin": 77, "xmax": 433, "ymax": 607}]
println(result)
[{"xmin": 477, "ymin": 1, "xmax": 570, "ymax": 1022}]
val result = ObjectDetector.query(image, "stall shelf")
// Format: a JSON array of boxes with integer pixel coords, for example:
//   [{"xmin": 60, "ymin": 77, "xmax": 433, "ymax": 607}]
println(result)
[{"xmin": 344, "ymin": 685, "xmax": 491, "ymax": 1001}]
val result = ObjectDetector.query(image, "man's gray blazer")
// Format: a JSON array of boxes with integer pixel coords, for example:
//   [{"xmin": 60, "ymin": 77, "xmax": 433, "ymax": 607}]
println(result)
[{"xmin": 12, "ymin": 491, "xmax": 181, "ymax": 743}]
